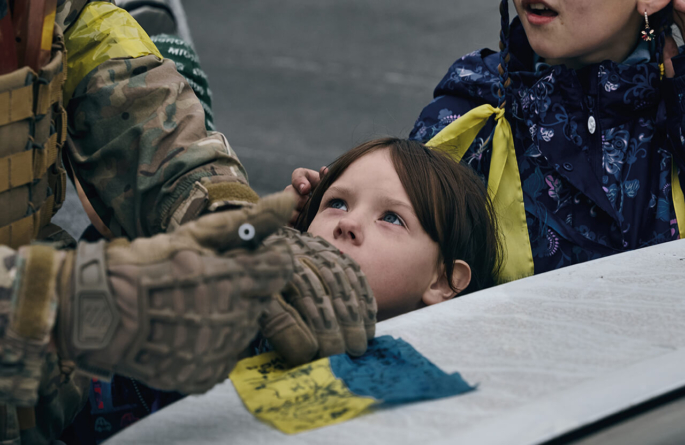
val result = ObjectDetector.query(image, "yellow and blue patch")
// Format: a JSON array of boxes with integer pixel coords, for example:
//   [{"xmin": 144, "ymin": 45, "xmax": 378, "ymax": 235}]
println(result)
[{"xmin": 230, "ymin": 336, "xmax": 474, "ymax": 434}]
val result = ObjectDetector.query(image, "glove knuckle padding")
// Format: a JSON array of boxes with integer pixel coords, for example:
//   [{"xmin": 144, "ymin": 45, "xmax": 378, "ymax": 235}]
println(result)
[
  {"xmin": 117, "ymin": 244, "xmax": 292, "ymax": 394},
  {"xmin": 345, "ymin": 264, "xmax": 376, "ymax": 340},
  {"xmin": 64, "ymin": 240, "xmax": 293, "ymax": 396},
  {"xmin": 258, "ymin": 295, "xmax": 318, "ymax": 366},
  {"xmin": 263, "ymin": 228, "xmax": 377, "ymax": 362}
]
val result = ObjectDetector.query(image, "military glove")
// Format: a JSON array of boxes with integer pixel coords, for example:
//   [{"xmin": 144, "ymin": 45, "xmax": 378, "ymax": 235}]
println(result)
[
  {"xmin": 0, "ymin": 192, "xmax": 296, "ymax": 405},
  {"xmin": 259, "ymin": 228, "xmax": 377, "ymax": 366}
]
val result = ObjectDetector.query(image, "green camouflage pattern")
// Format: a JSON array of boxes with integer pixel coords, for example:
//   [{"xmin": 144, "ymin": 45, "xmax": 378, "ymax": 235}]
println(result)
[
  {"xmin": 0, "ymin": 247, "xmax": 58, "ymax": 408},
  {"xmin": 0, "ymin": 246, "xmax": 20, "ymax": 444},
  {"xmin": 56, "ymin": 0, "xmax": 112, "ymax": 32},
  {"xmin": 21, "ymin": 355, "xmax": 89, "ymax": 445},
  {"xmin": 0, "ymin": 247, "xmax": 87, "ymax": 445},
  {"xmin": 1, "ymin": 1, "xmax": 256, "ymax": 442},
  {"xmin": 0, "ymin": 404, "xmax": 19, "ymax": 445},
  {"xmin": 0, "ymin": 246, "xmax": 16, "ymax": 340},
  {"xmin": 0, "ymin": 248, "xmax": 36, "ymax": 408},
  {"xmin": 57, "ymin": 0, "xmax": 253, "ymax": 238},
  {"xmin": 66, "ymin": 55, "xmax": 250, "ymax": 238}
]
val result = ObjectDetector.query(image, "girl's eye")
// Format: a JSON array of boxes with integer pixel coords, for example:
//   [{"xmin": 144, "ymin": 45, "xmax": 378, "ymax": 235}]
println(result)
[
  {"xmin": 329, "ymin": 199, "xmax": 348, "ymax": 211},
  {"xmin": 381, "ymin": 212, "xmax": 404, "ymax": 226}
]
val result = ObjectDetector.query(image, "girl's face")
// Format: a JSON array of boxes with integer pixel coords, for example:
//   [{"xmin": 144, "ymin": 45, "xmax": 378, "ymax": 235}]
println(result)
[
  {"xmin": 307, "ymin": 149, "xmax": 443, "ymax": 321},
  {"xmin": 514, "ymin": 0, "xmax": 643, "ymax": 68}
]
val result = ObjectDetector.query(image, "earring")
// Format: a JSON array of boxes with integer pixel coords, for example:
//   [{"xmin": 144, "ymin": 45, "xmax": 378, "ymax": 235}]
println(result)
[{"xmin": 642, "ymin": 11, "xmax": 655, "ymax": 42}]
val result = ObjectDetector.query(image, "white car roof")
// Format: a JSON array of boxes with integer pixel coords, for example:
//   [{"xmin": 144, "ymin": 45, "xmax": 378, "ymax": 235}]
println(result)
[{"xmin": 108, "ymin": 239, "xmax": 685, "ymax": 445}]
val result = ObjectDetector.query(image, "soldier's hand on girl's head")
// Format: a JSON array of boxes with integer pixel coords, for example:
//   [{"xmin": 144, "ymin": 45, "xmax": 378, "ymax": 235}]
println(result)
[
  {"xmin": 290, "ymin": 166, "xmax": 327, "ymax": 195},
  {"xmin": 285, "ymin": 166, "xmax": 328, "ymax": 226}
]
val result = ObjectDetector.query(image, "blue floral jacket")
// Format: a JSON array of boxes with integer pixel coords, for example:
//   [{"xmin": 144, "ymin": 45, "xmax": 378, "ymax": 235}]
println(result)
[{"xmin": 410, "ymin": 18, "xmax": 685, "ymax": 274}]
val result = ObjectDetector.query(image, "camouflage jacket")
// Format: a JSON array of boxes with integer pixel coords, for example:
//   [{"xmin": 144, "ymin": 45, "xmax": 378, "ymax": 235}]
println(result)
[
  {"xmin": 0, "ymin": 1, "xmax": 259, "ymax": 443},
  {"xmin": 0, "ymin": 245, "xmax": 91, "ymax": 445}
]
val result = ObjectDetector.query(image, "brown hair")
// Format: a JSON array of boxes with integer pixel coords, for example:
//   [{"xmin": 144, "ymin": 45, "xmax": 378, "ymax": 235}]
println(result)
[{"xmin": 296, "ymin": 137, "xmax": 502, "ymax": 295}]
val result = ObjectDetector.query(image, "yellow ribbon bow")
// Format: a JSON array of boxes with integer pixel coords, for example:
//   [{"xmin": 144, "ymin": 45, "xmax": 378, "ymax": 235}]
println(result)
[{"xmin": 426, "ymin": 104, "xmax": 534, "ymax": 283}]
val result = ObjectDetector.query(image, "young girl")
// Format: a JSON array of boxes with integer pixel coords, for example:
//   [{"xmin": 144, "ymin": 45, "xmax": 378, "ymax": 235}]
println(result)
[
  {"xmin": 295, "ymin": 137, "xmax": 502, "ymax": 321},
  {"xmin": 293, "ymin": 0, "xmax": 685, "ymax": 282}
]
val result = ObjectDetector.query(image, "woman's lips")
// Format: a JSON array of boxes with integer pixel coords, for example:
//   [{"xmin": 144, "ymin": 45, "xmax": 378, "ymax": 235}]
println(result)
[
  {"xmin": 525, "ymin": 8, "xmax": 558, "ymax": 26},
  {"xmin": 523, "ymin": 1, "xmax": 558, "ymax": 26}
]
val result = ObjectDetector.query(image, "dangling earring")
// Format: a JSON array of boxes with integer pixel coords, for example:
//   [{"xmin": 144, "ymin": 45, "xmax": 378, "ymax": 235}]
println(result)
[{"xmin": 642, "ymin": 10, "xmax": 655, "ymax": 42}]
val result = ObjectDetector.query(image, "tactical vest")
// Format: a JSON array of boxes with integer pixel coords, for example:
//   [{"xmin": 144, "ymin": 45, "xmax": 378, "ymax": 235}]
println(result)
[{"xmin": 0, "ymin": 25, "xmax": 68, "ymax": 249}]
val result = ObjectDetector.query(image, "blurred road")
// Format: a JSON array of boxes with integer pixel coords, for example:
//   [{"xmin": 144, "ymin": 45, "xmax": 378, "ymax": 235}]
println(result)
[
  {"xmin": 187, "ymin": 0, "xmax": 500, "ymax": 196},
  {"xmin": 54, "ymin": 0, "xmax": 501, "ymax": 237}
]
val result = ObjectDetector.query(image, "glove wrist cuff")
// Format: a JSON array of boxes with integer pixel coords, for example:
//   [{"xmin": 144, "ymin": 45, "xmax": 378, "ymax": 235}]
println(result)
[{"xmin": 57, "ymin": 240, "xmax": 120, "ymax": 380}]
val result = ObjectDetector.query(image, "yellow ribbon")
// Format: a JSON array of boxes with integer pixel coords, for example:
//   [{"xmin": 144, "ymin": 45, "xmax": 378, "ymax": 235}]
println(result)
[
  {"xmin": 672, "ymin": 163, "xmax": 685, "ymax": 239},
  {"xmin": 63, "ymin": 2, "xmax": 163, "ymax": 103},
  {"xmin": 426, "ymin": 104, "xmax": 534, "ymax": 283}
]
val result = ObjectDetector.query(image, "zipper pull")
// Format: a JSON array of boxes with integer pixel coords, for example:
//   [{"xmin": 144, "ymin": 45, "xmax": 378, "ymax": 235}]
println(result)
[
  {"xmin": 588, "ymin": 115, "xmax": 596, "ymax": 134},
  {"xmin": 586, "ymin": 95, "xmax": 596, "ymax": 134}
]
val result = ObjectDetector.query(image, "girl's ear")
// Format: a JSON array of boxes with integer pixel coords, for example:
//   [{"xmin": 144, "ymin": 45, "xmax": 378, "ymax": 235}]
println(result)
[
  {"xmin": 639, "ymin": 0, "xmax": 671, "ymax": 15},
  {"xmin": 422, "ymin": 260, "xmax": 472, "ymax": 306}
]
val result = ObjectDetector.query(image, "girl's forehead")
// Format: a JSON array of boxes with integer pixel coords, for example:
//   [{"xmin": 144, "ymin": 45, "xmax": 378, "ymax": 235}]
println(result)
[
  {"xmin": 331, "ymin": 149, "xmax": 413, "ymax": 202},
  {"xmin": 336, "ymin": 149, "xmax": 395, "ymax": 182}
]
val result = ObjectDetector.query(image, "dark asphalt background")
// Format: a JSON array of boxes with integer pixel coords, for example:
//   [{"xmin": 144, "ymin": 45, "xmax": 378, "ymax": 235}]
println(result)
[
  {"xmin": 188, "ymin": 0, "xmax": 500, "ymax": 196},
  {"xmin": 54, "ymin": 1, "xmax": 500, "ymax": 238}
]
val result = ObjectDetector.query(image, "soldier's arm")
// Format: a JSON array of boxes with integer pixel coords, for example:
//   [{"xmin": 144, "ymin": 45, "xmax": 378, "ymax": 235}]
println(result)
[
  {"xmin": 0, "ymin": 193, "xmax": 295, "ymax": 408},
  {"xmin": 62, "ymin": 2, "xmax": 258, "ymax": 239}
]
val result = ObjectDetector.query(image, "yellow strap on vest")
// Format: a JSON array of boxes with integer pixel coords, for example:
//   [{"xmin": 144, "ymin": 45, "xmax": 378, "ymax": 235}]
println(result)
[
  {"xmin": 0, "ymin": 85, "xmax": 34, "ymax": 126},
  {"xmin": 426, "ymin": 104, "xmax": 534, "ymax": 283},
  {"xmin": 63, "ymin": 2, "xmax": 163, "ymax": 103},
  {"xmin": 672, "ymin": 163, "xmax": 685, "ymax": 239}
]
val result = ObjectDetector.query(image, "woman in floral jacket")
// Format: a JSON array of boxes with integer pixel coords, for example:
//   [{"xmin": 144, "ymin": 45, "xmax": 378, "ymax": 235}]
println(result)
[{"xmin": 408, "ymin": 0, "xmax": 685, "ymax": 276}]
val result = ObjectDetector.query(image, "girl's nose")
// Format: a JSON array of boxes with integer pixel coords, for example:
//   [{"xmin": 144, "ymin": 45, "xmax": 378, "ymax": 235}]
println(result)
[{"xmin": 334, "ymin": 217, "xmax": 364, "ymax": 245}]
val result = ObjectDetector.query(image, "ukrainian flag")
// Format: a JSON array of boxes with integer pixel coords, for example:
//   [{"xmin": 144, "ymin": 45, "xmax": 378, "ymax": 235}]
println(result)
[{"xmin": 229, "ymin": 336, "xmax": 475, "ymax": 434}]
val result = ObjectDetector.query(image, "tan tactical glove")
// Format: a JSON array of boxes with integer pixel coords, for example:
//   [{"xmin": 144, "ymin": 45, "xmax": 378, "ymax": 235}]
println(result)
[
  {"xmin": 1, "ymin": 192, "xmax": 296, "ymax": 406},
  {"xmin": 259, "ymin": 228, "xmax": 377, "ymax": 366}
]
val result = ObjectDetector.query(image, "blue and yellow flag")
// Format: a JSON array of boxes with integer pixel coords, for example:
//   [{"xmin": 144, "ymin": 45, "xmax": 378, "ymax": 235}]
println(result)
[{"xmin": 229, "ymin": 336, "xmax": 475, "ymax": 434}]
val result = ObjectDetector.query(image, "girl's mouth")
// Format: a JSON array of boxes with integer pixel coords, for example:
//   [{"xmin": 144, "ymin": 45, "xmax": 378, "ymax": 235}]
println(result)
[{"xmin": 524, "ymin": 2, "xmax": 558, "ymax": 25}]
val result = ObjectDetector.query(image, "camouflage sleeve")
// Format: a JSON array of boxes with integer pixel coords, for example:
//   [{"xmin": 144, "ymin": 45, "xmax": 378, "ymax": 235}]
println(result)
[
  {"xmin": 0, "ymin": 245, "xmax": 90, "ymax": 443},
  {"xmin": 0, "ymin": 246, "xmax": 16, "ymax": 339},
  {"xmin": 56, "ymin": 0, "xmax": 105, "ymax": 32},
  {"xmin": 65, "ymin": 55, "xmax": 259, "ymax": 238}
]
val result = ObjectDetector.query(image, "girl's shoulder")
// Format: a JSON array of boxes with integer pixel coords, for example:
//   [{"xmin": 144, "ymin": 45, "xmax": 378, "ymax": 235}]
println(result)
[
  {"xmin": 409, "ymin": 49, "xmax": 501, "ymax": 143},
  {"xmin": 433, "ymin": 49, "xmax": 502, "ymax": 106}
]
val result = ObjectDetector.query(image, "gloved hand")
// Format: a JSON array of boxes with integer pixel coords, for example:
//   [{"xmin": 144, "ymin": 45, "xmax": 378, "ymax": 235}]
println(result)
[
  {"xmin": 1, "ymin": 192, "xmax": 296, "ymax": 406},
  {"xmin": 259, "ymin": 228, "xmax": 377, "ymax": 366}
]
